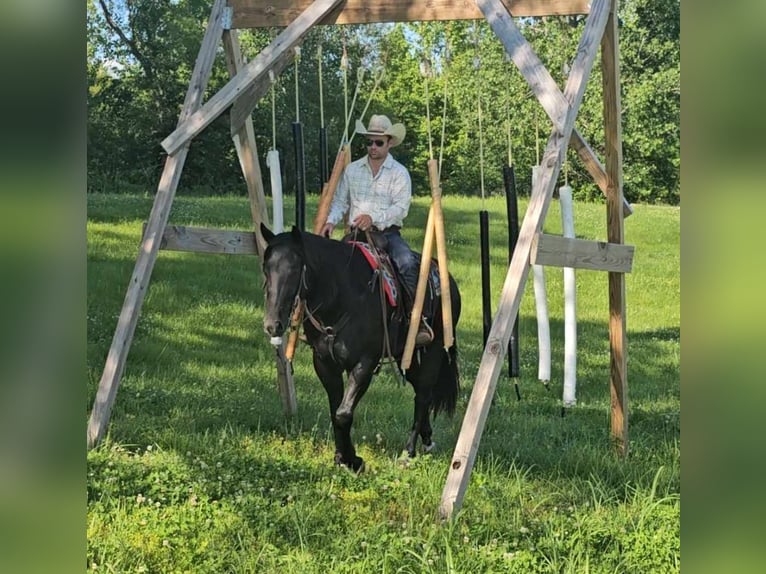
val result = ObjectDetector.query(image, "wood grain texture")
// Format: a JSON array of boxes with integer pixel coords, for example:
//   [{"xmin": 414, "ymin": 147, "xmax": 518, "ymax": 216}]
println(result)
[
  {"xmin": 158, "ymin": 225, "xmax": 259, "ymax": 255},
  {"xmin": 601, "ymin": 0, "xmax": 628, "ymax": 455},
  {"xmin": 229, "ymin": 0, "xmax": 591, "ymax": 28},
  {"xmin": 428, "ymin": 159, "xmax": 454, "ymax": 350},
  {"xmin": 440, "ymin": 0, "xmax": 612, "ymax": 519},
  {"xmin": 530, "ymin": 233, "xmax": 634, "ymax": 273}
]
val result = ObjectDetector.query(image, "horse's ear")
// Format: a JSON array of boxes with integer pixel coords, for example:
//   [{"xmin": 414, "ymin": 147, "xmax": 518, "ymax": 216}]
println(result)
[
  {"xmin": 290, "ymin": 226, "xmax": 302, "ymax": 243},
  {"xmin": 260, "ymin": 223, "xmax": 275, "ymax": 243}
]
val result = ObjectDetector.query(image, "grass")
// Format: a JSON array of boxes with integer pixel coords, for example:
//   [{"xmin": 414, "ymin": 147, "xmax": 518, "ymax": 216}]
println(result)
[{"xmin": 87, "ymin": 192, "xmax": 680, "ymax": 573}]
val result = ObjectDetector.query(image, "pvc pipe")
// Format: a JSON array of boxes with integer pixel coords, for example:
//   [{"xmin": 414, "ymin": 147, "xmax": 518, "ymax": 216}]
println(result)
[
  {"xmin": 292, "ymin": 122, "xmax": 306, "ymax": 230},
  {"xmin": 319, "ymin": 127, "xmax": 328, "ymax": 185},
  {"xmin": 480, "ymin": 210, "xmax": 491, "ymax": 346},
  {"xmin": 267, "ymin": 150, "xmax": 284, "ymax": 233},
  {"xmin": 560, "ymin": 185, "xmax": 577, "ymax": 406},
  {"xmin": 532, "ymin": 166, "xmax": 550, "ymax": 384},
  {"xmin": 503, "ymin": 164, "xmax": 520, "ymax": 379}
]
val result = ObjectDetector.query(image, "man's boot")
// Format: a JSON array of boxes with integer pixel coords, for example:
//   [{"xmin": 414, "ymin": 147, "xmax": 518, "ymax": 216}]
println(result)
[{"xmin": 415, "ymin": 318, "xmax": 434, "ymax": 347}]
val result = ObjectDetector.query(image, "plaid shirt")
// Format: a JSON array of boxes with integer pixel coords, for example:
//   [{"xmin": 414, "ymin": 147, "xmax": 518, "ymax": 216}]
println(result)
[{"xmin": 327, "ymin": 153, "xmax": 411, "ymax": 230}]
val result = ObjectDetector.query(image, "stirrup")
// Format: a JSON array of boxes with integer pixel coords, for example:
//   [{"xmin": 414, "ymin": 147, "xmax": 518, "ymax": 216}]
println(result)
[{"xmin": 415, "ymin": 320, "xmax": 434, "ymax": 347}]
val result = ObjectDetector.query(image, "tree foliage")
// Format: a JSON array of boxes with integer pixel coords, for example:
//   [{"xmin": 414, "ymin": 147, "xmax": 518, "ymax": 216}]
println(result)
[{"xmin": 87, "ymin": 0, "xmax": 680, "ymax": 204}]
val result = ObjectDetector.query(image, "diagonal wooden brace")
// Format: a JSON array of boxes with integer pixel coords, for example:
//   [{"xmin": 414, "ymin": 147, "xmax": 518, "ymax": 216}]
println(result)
[
  {"xmin": 161, "ymin": 0, "xmax": 344, "ymax": 156},
  {"xmin": 440, "ymin": 0, "xmax": 613, "ymax": 519},
  {"xmin": 478, "ymin": 0, "xmax": 631, "ymax": 217}
]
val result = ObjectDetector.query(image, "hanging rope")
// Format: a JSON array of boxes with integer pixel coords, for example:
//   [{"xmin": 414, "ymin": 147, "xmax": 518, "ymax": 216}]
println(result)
[
  {"xmin": 336, "ymin": 65, "xmax": 365, "ymax": 155},
  {"xmin": 506, "ymin": 101, "xmax": 513, "ymax": 168},
  {"xmin": 420, "ymin": 56, "xmax": 434, "ymax": 160},
  {"xmin": 438, "ymin": 37, "xmax": 451, "ymax": 180},
  {"xmin": 318, "ymin": 44, "xmax": 325, "ymax": 130},
  {"xmin": 341, "ymin": 36, "xmax": 349, "ymax": 143},
  {"xmin": 355, "ymin": 66, "xmax": 386, "ymax": 135}
]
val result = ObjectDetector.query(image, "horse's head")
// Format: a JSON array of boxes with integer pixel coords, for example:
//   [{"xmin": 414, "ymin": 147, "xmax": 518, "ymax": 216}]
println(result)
[{"xmin": 260, "ymin": 224, "xmax": 305, "ymax": 346}]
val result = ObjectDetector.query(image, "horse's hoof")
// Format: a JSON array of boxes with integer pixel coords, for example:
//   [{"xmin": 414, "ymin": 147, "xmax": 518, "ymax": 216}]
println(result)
[
  {"xmin": 422, "ymin": 441, "xmax": 436, "ymax": 454},
  {"xmin": 350, "ymin": 456, "xmax": 365, "ymax": 474}
]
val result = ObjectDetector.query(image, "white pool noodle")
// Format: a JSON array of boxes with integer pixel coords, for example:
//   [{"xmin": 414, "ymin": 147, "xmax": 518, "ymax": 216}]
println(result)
[
  {"xmin": 267, "ymin": 150, "xmax": 284, "ymax": 233},
  {"xmin": 532, "ymin": 166, "xmax": 550, "ymax": 383},
  {"xmin": 559, "ymin": 185, "xmax": 577, "ymax": 407}
]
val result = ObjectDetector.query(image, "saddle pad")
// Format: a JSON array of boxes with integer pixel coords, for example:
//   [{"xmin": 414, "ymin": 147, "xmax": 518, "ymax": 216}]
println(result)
[{"xmin": 348, "ymin": 241, "xmax": 398, "ymax": 307}]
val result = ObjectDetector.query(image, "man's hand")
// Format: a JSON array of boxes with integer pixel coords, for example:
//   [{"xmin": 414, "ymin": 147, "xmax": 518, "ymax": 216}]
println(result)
[
  {"xmin": 352, "ymin": 214, "xmax": 373, "ymax": 231},
  {"xmin": 320, "ymin": 222, "xmax": 335, "ymax": 238}
]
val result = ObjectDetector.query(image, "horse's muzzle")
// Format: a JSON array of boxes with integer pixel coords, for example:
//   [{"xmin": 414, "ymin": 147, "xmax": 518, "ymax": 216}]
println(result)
[{"xmin": 263, "ymin": 318, "xmax": 284, "ymax": 346}]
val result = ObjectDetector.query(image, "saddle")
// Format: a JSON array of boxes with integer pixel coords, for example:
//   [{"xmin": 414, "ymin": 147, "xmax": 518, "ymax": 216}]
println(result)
[{"xmin": 342, "ymin": 229, "xmax": 442, "ymax": 324}]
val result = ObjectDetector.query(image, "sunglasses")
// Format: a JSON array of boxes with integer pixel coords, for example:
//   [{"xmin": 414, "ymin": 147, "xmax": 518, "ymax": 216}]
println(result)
[{"xmin": 366, "ymin": 139, "xmax": 387, "ymax": 148}]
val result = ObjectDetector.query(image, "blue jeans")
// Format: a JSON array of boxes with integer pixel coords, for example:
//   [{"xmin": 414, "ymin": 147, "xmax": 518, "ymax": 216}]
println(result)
[{"xmin": 383, "ymin": 229, "xmax": 419, "ymax": 300}]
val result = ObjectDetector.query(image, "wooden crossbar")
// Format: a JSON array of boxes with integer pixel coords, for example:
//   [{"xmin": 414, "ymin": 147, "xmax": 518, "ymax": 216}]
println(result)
[
  {"xmin": 156, "ymin": 225, "xmax": 259, "ymax": 255},
  {"xmin": 228, "ymin": 0, "xmax": 592, "ymax": 28},
  {"xmin": 531, "ymin": 233, "xmax": 634, "ymax": 273}
]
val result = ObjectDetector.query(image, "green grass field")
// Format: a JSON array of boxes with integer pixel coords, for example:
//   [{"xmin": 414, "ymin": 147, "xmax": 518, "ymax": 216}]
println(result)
[{"xmin": 87, "ymin": 193, "xmax": 680, "ymax": 573}]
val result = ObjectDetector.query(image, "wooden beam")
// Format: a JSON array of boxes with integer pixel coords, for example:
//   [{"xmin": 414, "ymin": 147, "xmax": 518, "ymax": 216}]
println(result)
[
  {"xmin": 229, "ymin": 45, "xmax": 295, "ymax": 135},
  {"xmin": 601, "ymin": 0, "xmax": 628, "ymax": 455},
  {"xmin": 161, "ymin": 0, "xmax": 344, "ymax": 156},
  {"xmin": 222, "ymin": 29, "xmax": 270, "ymax": 253},
  {"xmin": 229, "ymin": 0, "xmax": 592, "ymax": 28},
  {"xmin": 223, "ymin": 29, "xmax": 298, "ymax": 417},
  {"xmin": 86, "ymin": 0, "xmax": 228, "ymax": 450},
  {"xmin": 157, "ymin": 225, "xmax": 259, "ymax": 255},
  {"xmin": 530, "ymin": 233, "xmax": 634, "ymax": 273},
  {"xmin": 478, "ymin": 0, "xmax": 632, "ymax": 217},
  {"xmin": 569, "ymin": 130, "xmax": 632, "ymax": 217},
  {"xmin": 440, "ymin": 0, "xmax": 612, "ymax": 519}
]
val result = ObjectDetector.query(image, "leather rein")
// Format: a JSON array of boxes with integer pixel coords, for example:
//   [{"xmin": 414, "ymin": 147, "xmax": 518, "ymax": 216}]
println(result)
[{"xmin": 290, "ymin": 231, "xmax": 398, "ymax": 370}]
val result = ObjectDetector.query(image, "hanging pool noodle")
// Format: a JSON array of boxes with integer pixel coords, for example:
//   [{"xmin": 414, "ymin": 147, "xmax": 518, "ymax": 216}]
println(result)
[
  {"xmin": 267, "ymin": 150, "xmax": 284, "ymax": 234},
  {"xmin": 559, "ymin": 185, "xmax": 577, "ymax": 406},
  {"xmin": 532, "ymin": 166, "xmax": 550, "ymax": 383}
]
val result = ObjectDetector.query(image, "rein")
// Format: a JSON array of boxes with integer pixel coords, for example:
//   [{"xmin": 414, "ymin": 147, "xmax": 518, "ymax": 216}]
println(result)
[
  {"xmin": 293, "ymin": 263, "xmax": 350, "ymax": 363},
  {"xmin": 284, "ymin": 234, "xmax": 399, "ymax": 373},
  {"xmin": 363, "ymin": 230, "xmax": 396, "ymax": 367}
]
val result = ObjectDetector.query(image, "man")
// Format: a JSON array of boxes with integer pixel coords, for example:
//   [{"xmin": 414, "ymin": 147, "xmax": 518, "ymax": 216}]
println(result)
[{"xmin": 320, "ymin": 114, "xmax": 433, "ymax": 346}]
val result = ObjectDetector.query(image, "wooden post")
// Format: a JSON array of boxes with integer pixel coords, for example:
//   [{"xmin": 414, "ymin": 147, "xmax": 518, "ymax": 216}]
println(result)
[
  {"xmin": 86, "ymin": 0, "xmax": 228, "ymax": 449},
  {"xmin": 601, "ymin": 0, "xmax": 629, "ymax": 455},
  {"xmin": 223, "ymin": 29, "xmax": 297, "ymax": 416},
  {"xmin": 400, "ymin": 207, "xmax": 436, "ymax": 371},
  {"xmin": 440, "ymin": 0, "xmax": 612, "ymax": 518},
  {"xmin": 428, "ymin": 159, "xmax": 454, "ymax": 349}
]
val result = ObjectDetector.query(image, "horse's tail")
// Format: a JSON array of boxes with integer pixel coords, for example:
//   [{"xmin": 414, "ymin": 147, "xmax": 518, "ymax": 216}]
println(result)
[{"xmin": 431, "ymin": 342, "xmax": 460, "ymax": 417}]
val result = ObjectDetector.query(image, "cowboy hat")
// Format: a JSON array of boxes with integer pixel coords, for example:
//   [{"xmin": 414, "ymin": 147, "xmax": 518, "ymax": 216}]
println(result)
[{"xmin": 354, "ymin": 114, "xmax": 406, "ymax": 147}]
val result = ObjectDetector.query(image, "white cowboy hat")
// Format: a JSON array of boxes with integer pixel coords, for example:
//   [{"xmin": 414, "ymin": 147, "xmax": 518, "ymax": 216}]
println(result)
[{"xmin": 354, "ymin": 114, "xmax": 406, "ymax": 147}]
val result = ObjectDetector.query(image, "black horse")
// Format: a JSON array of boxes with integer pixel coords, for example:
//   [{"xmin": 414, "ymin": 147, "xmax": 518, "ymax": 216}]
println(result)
[{"xmin": 260, "ymin": 225, "xmax": 461, "ymax": 472}]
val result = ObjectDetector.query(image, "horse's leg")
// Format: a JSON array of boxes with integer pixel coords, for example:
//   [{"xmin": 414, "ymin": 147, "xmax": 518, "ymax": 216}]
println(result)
[
  {"xmin": 405, "ymin": 347, "xmax": 443, "ymax": 456},
  {"xmin": 312, "ymin": 353, "xmax": 349, "ymax": 465},
  {"xmin": 333, "ymin": 358, "xmax": 376, "ymax": 472}
]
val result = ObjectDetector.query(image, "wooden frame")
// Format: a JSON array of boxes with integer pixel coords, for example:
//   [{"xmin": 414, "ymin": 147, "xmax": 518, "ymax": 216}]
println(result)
[
  {"xmin": 531, "ymin": 233, "xmax": 634, "ymax": 273},
  {"xmin": 228, "ymin": 0, "xmax": 592, "ymax": 27},
  {"xmin": 88, "ymin": 0, "xmax": 631, "ymax": 521}
]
